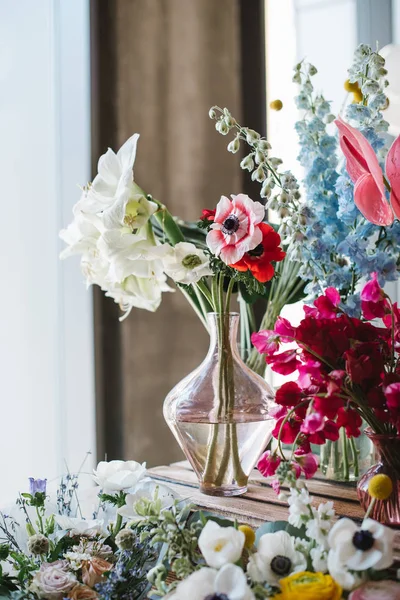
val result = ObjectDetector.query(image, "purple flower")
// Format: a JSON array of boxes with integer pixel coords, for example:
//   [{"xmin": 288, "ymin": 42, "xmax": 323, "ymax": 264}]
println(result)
[{"xmin": 29, "ymin": 478, "xmax": 47, "ymax": 496}]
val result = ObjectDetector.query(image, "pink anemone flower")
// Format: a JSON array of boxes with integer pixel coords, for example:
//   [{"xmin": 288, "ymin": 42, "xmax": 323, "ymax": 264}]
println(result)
[
  {"xmin": 206, "ymin": 193, "xmax": 265, "ymax": 264},
  {"xmin": 335, "ymin": 116, "xmax": 400, "ymax": 225}
]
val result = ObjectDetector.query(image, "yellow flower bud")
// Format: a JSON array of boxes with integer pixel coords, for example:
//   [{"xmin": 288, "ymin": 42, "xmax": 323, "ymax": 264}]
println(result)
[
  {"xmin": 238, "ymin": 525, "xmax": 256, "ymax": 549},
  {"xmin": 352, "ymin": 89, "xmax": 364, "ymax": 104},
  {"xmin": 270, "ymin": 99, "xmax": 283, "ymax": 111},
  {"xmin": 368, "ymin": 474, "xmax": 393, "ymax": 500},
  {"xmin": 344, "ymin": 79, "xmax": 360, "ymax": 93}
]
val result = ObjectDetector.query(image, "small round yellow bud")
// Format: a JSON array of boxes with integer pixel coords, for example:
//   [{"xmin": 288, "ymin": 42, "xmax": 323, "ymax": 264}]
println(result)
[
  {"xmin": 239, "ymin": 525, "xmax": 256, "ymax": 549},
  {"xmin": 368, "ymin": 474, "xmax": 393, "ymax": 500},
  {"xmin": 344, "ymin": 79, "xmax": 360, "ymax": 93},
  {"xmin": 352, "ymin": 89, "xmax": 364, "ymax": 104},
  {"xmin": 269, "ymin": 99, "xmax": 283, "ymax": 111}
]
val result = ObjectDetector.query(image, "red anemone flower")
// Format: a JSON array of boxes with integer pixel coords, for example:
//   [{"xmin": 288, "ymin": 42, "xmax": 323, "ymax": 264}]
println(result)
[{"xmin": 229, "ymin": 223, "xmax": 285, "ymax": 282}]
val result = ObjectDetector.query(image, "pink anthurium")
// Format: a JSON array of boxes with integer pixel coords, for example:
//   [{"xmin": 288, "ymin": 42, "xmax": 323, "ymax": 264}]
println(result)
[
  {"xmin": 335, "ymin": 117, "xmax": 394, "ymax": 226},
  {"xmin": 386, "ymin": 135, "xmax": 400, "ymax": 219}
]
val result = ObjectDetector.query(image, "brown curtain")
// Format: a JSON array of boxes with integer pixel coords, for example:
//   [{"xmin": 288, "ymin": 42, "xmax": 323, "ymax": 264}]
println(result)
[{"xmin": 92, "ymin": 0, "xmax": 263, "ymax": 467}]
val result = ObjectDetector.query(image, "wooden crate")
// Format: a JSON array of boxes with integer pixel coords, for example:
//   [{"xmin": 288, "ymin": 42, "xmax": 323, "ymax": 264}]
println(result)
[{"xmin": 148, "ymin": 461, "xmax": 400, "ymax": 555}]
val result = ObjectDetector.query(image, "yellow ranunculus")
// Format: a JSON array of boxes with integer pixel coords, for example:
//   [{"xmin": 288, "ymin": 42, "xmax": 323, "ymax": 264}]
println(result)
[{"xmin": 275, "ymin": 571, "xmax": 342, "ymax": 600}]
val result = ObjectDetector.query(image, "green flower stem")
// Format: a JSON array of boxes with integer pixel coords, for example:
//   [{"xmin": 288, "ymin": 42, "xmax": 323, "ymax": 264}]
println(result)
[
  {"xmin": 341, "ymin": 426, "xmax": 350, "ymax": 481},
  {"xmin": 350, "ymin": 436, "xmax": 359, "ymax": 478},
  {"xmin": 113, "ymin": 513, "xmax": 123, "ymax": 537},
  {"xmin": 36, "ymin": 507, "xmax": 44, "ymax": 535}
]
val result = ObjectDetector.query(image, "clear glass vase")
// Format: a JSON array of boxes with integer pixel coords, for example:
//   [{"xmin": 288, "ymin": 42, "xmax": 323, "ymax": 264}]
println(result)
[
  {"xmin": 357, "ymin": 431, "xmax": 400, "ymax": 525},
  {"xmin": 319, "ymin": 426, "xmax": 373, "ymax": 482},
  {"xmin": 163, "ymin": 312, "xmax": 276, "ymax": 497}
]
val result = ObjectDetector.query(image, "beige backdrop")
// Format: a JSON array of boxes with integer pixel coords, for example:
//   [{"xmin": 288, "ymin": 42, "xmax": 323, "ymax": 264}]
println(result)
[{"xmin": 93, "ymin": 0, "xmax": 243, "ymax": 466}]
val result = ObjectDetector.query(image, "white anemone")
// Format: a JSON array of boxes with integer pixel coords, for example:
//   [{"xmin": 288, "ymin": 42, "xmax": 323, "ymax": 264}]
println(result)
[{"xmin": 247, "ymin": 530, "xmax": 307, "ymax": 585}]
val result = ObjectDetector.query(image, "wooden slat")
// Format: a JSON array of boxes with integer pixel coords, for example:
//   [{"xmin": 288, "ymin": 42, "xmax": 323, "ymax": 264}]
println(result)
[{"xmin": 148, "ymin": 465, "xmax": 364, "ymax": 520}]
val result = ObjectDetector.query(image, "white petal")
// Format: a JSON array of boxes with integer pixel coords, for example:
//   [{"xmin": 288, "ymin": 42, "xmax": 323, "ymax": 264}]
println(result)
[
  {"xmin": 97, "ymin": 147, "xmax": 121, "ymax": 184},
  {"xmin": 117, "ymin": 133, "xmax": 140, "ymax": 173},
  {"xmin": 215, "ymin": 564, "xmax": 248, "ymax": 600}
]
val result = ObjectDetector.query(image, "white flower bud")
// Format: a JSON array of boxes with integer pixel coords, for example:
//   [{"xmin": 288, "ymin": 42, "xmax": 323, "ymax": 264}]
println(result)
[
  {"xmin": 278, "ymin": 492, "xmax": 288, "ymax": 502},
  {"xmin": 269, "ymin": 157, "xmax": 283, "ymax": 168},
  {"xmin": 279, "ymin": 191, "xmax": 288, "ymax": 205},
  {"xmin": 227, "ymin": 136, "xmax": 240, "ymax": 154},
  {"xmin": 240, "ymin": 154, "xmax": 254, "ymax": 172},
  {"xmin": 308, "ymin": 64, "xmax": 318, "ymax": 76},
  {"xmin": 224, "ymin": 115, "xmax": 236, "ymax": 128},
  {"xmin": 216, "ymin": 120, "xmax": 229, "ymax": 135},
  {"xmin": 260, "ymin": 182, "xmax": 271, "ymax": 198},
  {"xmin": 251, "ymin": 164, "xmax": 266, "ymax": 182},
  {"xmin": 279, "ymin": 207, "xmax": 289, "ymax": 218},
  {"xmin": 258, "ymin": 140, "xmax": 272, "ymax": 151},
  {"xmin": 324, "ymin": 114, "xmax": 335, "ymax": 124},
  {"xmin": 255, "ymin": 149, "xmax": 265, "ymax": 164},
  {"xmin": 245, "ymin": 128, "xmax": 260, "ymax": 144},
  {"xmin": 209, "ymin": 107, "xmax": 217, "ymax": 119},
  {"xmin": 292, "ymin": 72, "xmax": 301, "ymax": 84}
]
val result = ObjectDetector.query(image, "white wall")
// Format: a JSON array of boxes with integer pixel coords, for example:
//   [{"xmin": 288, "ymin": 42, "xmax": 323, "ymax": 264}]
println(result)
[{"xmin": 0, "ymin": 0, "xmax": 95, "ymax": 502}]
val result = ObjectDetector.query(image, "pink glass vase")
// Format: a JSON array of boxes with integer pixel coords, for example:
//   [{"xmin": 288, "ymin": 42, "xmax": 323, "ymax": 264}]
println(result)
[
  {"xmin": 357, "ymin": 430, "xmax": 400, "ymax": 526},
  {"xmin": 163, "ymin": 312, "xmax": 276, "ymax": 497}
]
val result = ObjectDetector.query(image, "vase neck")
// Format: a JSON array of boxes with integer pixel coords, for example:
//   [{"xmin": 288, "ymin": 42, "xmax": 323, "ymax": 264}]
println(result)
[{"xmin": 207, "ymin": 312, "xmax": 240, "ymax": 357}]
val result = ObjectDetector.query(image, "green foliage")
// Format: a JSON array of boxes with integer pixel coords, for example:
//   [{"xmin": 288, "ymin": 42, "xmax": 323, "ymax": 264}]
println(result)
[{"xmin": 99, "ymin": 491, "xmax": 127, "ymax": 508}]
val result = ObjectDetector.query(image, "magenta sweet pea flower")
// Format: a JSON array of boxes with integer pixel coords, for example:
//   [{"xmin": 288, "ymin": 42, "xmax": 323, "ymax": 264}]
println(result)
[
  {"xmin": 257, "ymin": 451, "xmax": 281, "ymax": 477},
  {"xmin": 294, "ymin": 449, "xmax": 319, "ymax": 479},
  {"xmin": 206, "ymin": 193, "xmax": 265, "ymax": 264},
  {"xmin": 251, "ymin": 330, "xmax": 280, "ymax": 355},
  {"xmin": 267, "ymin": 349, "xmax": 301, "ymax": 375},
  {"xmin": 305, "ymin": 287, "xmax": 341, "ymax": 319},
  {"xmin": 300, "ymin": 412, "xmax": 324, "ymax": 435},
  {"xmin": 274, "ymin": 316, "xmax": 296, "ymax": 339},
  {"xmin": 361, "ymin": 272, "xmax": 390, "ymax": 320}
]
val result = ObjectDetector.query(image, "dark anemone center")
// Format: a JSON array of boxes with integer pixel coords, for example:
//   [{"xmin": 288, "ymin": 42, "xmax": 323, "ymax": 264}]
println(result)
[
  {"xmin": 352, "ymin": 530, "xmax": 375, "ymax": 551},
  {"xmin": 270, "ymin": 555, "xmax": 292, "ymax": 576},
  {"xmin": 248, "ymin": 243, "xmax": 264, "ymax": 258},
  {"xmin": 204, "ymin": 595, "xmax": 230, "ymax": 600},
  {"xmin": 222, "ymin": 214, "xmax": 239, "ymax": 235}
]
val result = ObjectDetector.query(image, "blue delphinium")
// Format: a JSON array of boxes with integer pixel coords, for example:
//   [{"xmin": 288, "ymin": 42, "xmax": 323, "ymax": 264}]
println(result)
[
  {"xmin": 96, "ymin": 544, "xmax": 156, "ymax": 600},
  {"xmin": 292, "ymin": 46, "xmax": 399, "ymax": 312}
]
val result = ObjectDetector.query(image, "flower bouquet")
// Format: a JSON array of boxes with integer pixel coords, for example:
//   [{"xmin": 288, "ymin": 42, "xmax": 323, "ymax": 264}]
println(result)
[
  {"xmin": 1, "ymin": 459, "xmax": 398, "ymax": 600},
  {"xmin": 252, "ymin": 274, "xmax": 400, "ymax": 524},
  {"xmin": 210, "ymin": 43, "xmax": 400, "ymax": 480}
]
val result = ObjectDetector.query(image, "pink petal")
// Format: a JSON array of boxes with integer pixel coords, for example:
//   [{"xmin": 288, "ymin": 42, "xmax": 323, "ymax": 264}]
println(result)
[
  {"xmin": 206, "ymin": 229, "xmax": 225, "ymax": 256},
  {"xmin": 335, "ymin": 117, "xmax": 385, "ymax": 195},
  {"xmin": 214, "ymin": 195, "xmax": 232, "ymax": 223},
  {"xmin": 231, "ymin": 193, "xmax": 265, "ymax": 225},
  {"xmin": 354, "ymin": 173, "xmax": 393, "ymax": 225},
  {"xmin": 386, "ymin": 135, "xmax": 400, "ymax": 219}
]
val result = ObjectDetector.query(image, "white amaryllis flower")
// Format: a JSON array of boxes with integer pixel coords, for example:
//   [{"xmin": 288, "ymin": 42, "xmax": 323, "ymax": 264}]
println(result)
[
  {"xmin": 106, "ymin": 270, "xmax": 172, "ymax": 316},
  {"xmin": 169, "ymin": 564, "xmax": 255, "ymax": 600},
  {"xmin": 198, "ymin": 520, "xmax": 245, "ymax": 569},
  {"xmin": 101, "ymin": 187, "xmax": 157, "ymax": 232},
  {"xmin": 162, "ymin": 242, "xmax": 212, "ymax": 284},
  {"xmin": 78, "ymin": 133, "xmax": 140, "ymax": 214},
  {"xmin": 98, "ymin": 228, "xmax": 170, "ymax": 282},
  {"xmin": 247, "ymin": 530, "xmax": 307, "ymax": 585},
  {"xmin": 117, "ymin": 481, "xmax": 178, "ymax": 522},
  {"xmin": 59, "ymin": 201, "xmax": 109, "ymax": 288},
  {"xmin": 328, "ymin": 517, "xmax": 395, "ymax": 572},
  {"xmin": 93, "ymin": 460, "xmax": 146, "ymax": 492},
  {"xmin": 54, "ymin": 516, "xmax": 106, "ymax": 538}
]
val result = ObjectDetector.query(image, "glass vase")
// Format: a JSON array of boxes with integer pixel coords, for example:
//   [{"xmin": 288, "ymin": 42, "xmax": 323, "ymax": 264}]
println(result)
[
  {"xmin": 319, "ymin": 426, "xmax": 373, "ymax": 483},
  {"xmin": 357, "ymin": 431, "xmax": 400, "ymax": 526},
  {"xmin": 163, "ymin": 312, "xmax": 275, "ymax": 497}
]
